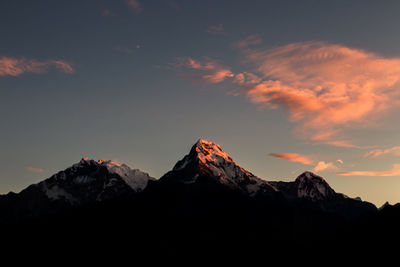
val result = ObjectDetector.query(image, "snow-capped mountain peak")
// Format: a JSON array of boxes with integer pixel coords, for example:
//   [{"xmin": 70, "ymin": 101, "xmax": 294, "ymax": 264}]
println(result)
[
  {"xmin": 295, "ymin": 171, "xmax": 336, "ymax": 200},
  {"xmin": 38, "ymin": 158, "xmax": 154, "ymax": 204},
  {"xmin": 195, "ymin": 139, "xmax": 234, "ymax": 164},
  {"xmin": 165, "ymin": 139, "xmax": 276, "ymax": 195}
]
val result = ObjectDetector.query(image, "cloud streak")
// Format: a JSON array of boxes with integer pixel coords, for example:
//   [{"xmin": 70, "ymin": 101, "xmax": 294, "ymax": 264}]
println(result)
[
  {"xmin": 364, "ymin": 146, "xmax": 400, "ymax": 158},
  {"xmin": 0, "ymin": 57, "xmax": 74, "ymax": 77},
  {"xmin": 337, "ymin": 164, "xmax": 400, "ymax": 176},
  {"xmin": 234, "ymin": 35, "xmax": 262, "ymax": 49},
  {"xmin": 27, "ymin": 167, "xmax": 44, "ymax": 173},
  {"xmin": 269, "ymin": 153, "xmax": 314, "ymax": 165},
  {"xmin": 171, "ymin": 57, "xmax": 234, "ymax": 83}
]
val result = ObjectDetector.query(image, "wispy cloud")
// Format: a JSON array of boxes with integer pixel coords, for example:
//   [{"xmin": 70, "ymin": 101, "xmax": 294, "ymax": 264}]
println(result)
[
  {"xmin": 269, "ymin": 152, "xmax": 342, "ymax": 173},
  {"xmin": 269, "ymin": 153, "xmax": 314, "ymax": 165},
  {"xmin": 0, "ymin": 57, "xmax": 74, "ymax": 76},
  {"xmin": 337, "ymin": 164, "xmax": 400, "ymax": 176},
  {"xmin": 171, "ymin": 57, "xmax": 234, "ymax": 83},
  {"xmin": 125, "ymin": 0, "xmax": 143, "ymax": 14},
  {"xmin": 27, "ymin": 167, "xmax": 44, "ymax": 173},
  {"xmin": 364, "ymin": 146, "xmax": 400, "ymax": 158},
  {"xmin": 170, "ymin": 41, "xmax": 400, "ymax": 147},
  {"xmin": 240, "ymin": 41, "xmax": 400, "ymax": 147},
  {"xmin": 206, "ymin": 24, "xmax": 224, "ymax": 34},
  {"xmin": 234, "ymin": 35, "xmax": 262, "ymax": 48}
]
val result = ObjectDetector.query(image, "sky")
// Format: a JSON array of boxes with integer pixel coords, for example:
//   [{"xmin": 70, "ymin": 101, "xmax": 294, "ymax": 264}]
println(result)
[{"xmin": 1, "ymin": 0, "xmax": 400, "ymax": 206}]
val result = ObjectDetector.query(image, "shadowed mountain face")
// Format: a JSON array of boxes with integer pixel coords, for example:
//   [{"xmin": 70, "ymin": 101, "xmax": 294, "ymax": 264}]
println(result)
[{"xmin": 0, "ymin": 139, "xmax": 391, "ymax": 255}]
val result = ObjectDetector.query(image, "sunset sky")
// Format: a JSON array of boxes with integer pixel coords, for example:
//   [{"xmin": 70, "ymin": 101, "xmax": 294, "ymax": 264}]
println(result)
[{"xmin": 1, "ymin": 0, "xmax": 400, "ymax": 206}]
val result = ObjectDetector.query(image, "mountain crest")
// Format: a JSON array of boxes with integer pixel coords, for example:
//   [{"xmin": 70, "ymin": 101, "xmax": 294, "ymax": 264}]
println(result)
[
  {"xmin": 164, "ymin": 139, "xmax": 276, "ymax": 195},
  {"xmin": 37, "ymin": 158, "xmax": 154, "ymax": 204},
  {"xmin": 194, "ymin": 139, "xmax": 234, "ymax": 163},
  {"xmin": 295, "ymin": 171, "xmax": 336, "ymax": 200}
]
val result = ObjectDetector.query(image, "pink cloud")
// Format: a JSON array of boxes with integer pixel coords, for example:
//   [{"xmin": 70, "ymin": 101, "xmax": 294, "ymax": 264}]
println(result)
[
  {"xmin": 241, "ymin": 41, "xmax": 400, "ymax": 146},
  {"xmin": 233, "ymin": 72, "xmax": 262, "ymax": 85},
  {"xmin": 172, "ymin": 57, "xmax": 234, "ymax": 83},
  {"xmin": 337, "ymin": 164, "xmax": 400, "ymax": 176},
  {"xmin": 312, "ymin": 161, "xmax": 338, "ymax": 172},
  {"xmin": 0, "ymin": 57, "xmax": 74, "ymax": 76},
  {"xmin": 364, "ymin": 146, "xmax": 400, "ymax": 158},
  {"xmin": 269, "ymin": 153, "xmax": 314, "ymax": 165},
  {"xmin": 27, "ymin": 167, "xmax": 44, "ymax": 173},
  {"xmin": 125, "ymin": 0, "xmax": 143, "ymax": 14}
]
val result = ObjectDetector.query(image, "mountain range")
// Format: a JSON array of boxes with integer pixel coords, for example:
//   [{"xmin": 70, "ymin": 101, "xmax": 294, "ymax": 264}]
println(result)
[{"xmin": 1, "ymin": 139, "xmax": 399, "ymax": 256}]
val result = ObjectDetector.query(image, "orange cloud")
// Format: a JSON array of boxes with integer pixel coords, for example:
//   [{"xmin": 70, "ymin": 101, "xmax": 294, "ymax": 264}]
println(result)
[
  {"xmin": 364, "ymin": 146, "xmax": 400, "ymax": 158},
  {"xmin": 0, "ymin": 57, "xmax": 74, "ymax": 76},
  {"xmin": 336, "ymin": 159, "xmax": 344, "ymax": 164},
  {"xmin": 172, "ymin": 57, "xmax": 234, "ymax": 83},
  {"xmin": 337, "ymin": 164, "xmax": 400, "ymax": 176},
  {"xmin": 269, "ymin": 153, "xmax": 313, "ymax": 165},
  {"xmin": 27, "ymin": 167, "xmax": 44, "ymax": 173},
  {"xmin": 125, "ymin": 0, "xmax": 143, "ymax": 14},
  {"xmin": 312, "ymin": 161, "xmax": 338, "ymax": 172},
  {"xmin": 241, "ymin": 41, "xmax": 400, "ymax": 146}
]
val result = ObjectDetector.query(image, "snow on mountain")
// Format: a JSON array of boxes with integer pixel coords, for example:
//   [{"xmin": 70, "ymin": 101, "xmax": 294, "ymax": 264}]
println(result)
[
  {"xmin": 295, "ymin": 171, "xmax": 336, "ymax": 201},
  {"xmin": 162, "ymin": 139, "xmax": 371, "ymax": 206},
  {"xmin": 38, "ymin": 158, "xmax": 155, "ymax": 204},
  {"xmin": 93, "ymin": 159, "xmax": 154, "ymax": 191},
  {"xmin": 269, "ymin": 171, "xmax": 338, "ymax": 201},
  {"xmin": 164, "ymin": 139, "xmax": 277, "ymax": 195}
]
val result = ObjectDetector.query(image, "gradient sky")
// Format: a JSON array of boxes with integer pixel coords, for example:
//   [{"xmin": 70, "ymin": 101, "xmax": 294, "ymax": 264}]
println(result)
[{"xmin": 2, "ymin": 0, "xmax": 400, "ymax": 206}]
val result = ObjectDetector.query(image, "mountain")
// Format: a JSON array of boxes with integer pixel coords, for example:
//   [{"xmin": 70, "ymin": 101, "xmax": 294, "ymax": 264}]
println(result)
[
  {"xmin": 158, "ymin": 139, "xmax": 376, "ymax": 219},
  {"xmin": 0, "ymin": 138, "xmax": 385, "ymax": 255},
  {"xmin": 159, "ymin": 139, "xmax": 277, "ymax": 196},
  {"xmin": 269, "ymin": 171, "xmax": 336, "ymax": 201},
  {"xmin": 0, "ymin": 158, "xmax": 154, "ymax": 223}
]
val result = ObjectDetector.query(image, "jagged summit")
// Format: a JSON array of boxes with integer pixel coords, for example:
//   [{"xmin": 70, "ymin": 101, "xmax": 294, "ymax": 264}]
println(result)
[
  {"xmin": 194, "ymin": 139, "xmax": 234, "ymax": 162},
  {"xmin": 77, "ymin": 157, "xmax": 122, "ymax": 168},
  {"xmin": 173, "ymin": 139, "xmax": 236, "ymax": 171},
  {"xmin": 164, "ymin": 139, "xmax": 276, "ymax": 195}
]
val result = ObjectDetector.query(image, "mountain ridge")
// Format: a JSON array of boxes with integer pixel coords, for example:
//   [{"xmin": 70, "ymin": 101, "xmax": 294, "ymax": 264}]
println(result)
[
  {"xmin": 1, "ymin": 138, "xmax": 396, "ymax": 255},
  {"xmin": 0, "ymin": 139, "xmax": 377, "ymax": 225}
]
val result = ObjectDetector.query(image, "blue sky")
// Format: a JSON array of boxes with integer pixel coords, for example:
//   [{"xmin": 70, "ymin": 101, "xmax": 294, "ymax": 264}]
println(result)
[{"xmin": 2, "ymin": 0, "xmax": 400, "ymax": 206}]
